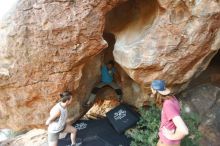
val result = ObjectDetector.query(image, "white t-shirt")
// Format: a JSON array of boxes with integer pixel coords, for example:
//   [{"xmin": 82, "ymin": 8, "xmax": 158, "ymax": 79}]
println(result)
[{"xmin": 48, "ymin": 103, "xmax": 68, "ymax": 133}]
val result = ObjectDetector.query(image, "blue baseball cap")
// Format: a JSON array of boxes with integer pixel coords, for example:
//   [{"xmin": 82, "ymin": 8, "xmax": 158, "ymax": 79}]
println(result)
[{"xmin": 151, "ymin": 80, "xmax": 170, "ymax": 95}]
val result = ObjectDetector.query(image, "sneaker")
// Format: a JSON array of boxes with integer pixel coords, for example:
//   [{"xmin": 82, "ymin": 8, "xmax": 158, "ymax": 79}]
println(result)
[
  {"xmin": 75, "ymin": 142, "xmax": 82, "ymax": 146},
  {"xmin": 71, "ymin": 143, "xmax": 82, "ymax": 146},
  {"xmin": 70, "ymin": 142, "xmax": 82, "ymax": 146}
]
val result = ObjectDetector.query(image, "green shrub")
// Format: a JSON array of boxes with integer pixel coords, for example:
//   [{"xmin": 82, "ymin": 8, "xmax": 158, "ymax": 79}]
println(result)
[
  {"xmin": 126, "ymin": 104, "xmax": 201, "ymax": 146},
  {"xmin": 181, "ymin": 112, "xmax": 202, "ymax": 146}
]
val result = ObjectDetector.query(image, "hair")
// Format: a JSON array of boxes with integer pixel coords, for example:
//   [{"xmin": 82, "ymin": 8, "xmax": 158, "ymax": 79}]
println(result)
[
  {"xmin": 59, "ymin": 91, "xmax": 72, "ymax": 103},
  {"xmin": 153, "ymin": 92, "xmax": 173, "ymax": 108},
  {"xmin": 107, "ymin": 60, "xmax": 114, "ymax": 66}
]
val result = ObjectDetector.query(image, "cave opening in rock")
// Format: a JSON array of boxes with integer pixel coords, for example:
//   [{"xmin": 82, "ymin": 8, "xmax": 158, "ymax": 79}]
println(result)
[
  {"xmin": 104, "ymin": 0, "xmax": 159, "ymax": 44},
  {"xmin": 84, "ymin": 0, "xmax": 159, "ymax": 115},
  {"xmin": 83, "ymin": 32, "xmax": 123, "ymax": 119},
  {"xmin": 101, "ymin": 0, "xmax": 158, "ymax": 100},
  {"xmin": 102, "ymin": 33, "xmax": 116, "ymax": 65},
  {"xmin": 96, "ymin": 32, "xmax": 121, "ymax": 100},
  {"xmin": 83, "ymin": 0, "xmax": 159, "ymax": 118},
  {"xmin": 104, "ymin": 0, "xmax": 159, "ymax": 68},
  {"xmin": 189, "ymin": 50, "xmax": 220, "ymax": 87}
]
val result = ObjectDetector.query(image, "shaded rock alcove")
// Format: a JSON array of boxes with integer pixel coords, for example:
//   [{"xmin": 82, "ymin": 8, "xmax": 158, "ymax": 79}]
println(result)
[
  {"xmin": 101, "ymin": 0, "xmax": 160, "ymax": 106},
  {"xmin": 105, "ymin": 0, "xmax": 158, "ymax": 45},
  {"xmin": 93, "ymin": 32, "xmax": 123, "ymax": 101},
  {"xmin": 188, "ymin": 50, "xmax": 220, "ymax": 87},
  {"xmin": 179, "ymin": 50, "xmax": 220, "ymax": 146},
  {"xmin": 180, "ymin": 83, "xmax": 220, "ymax": 146}
]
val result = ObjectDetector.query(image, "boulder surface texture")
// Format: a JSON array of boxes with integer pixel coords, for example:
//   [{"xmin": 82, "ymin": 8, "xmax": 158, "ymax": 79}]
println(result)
[{"xmin": 0, "ymin": 0, "xmax": 219, "ymax": 130}]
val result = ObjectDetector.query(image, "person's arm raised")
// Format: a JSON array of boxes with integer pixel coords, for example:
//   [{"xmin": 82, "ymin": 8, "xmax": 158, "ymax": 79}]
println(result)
[
  {"xmin": 45, "ymin": 107, "xmax": 61, "ymax": 125},
  {"xmin": 162, "ymin": 116, "xmax": 189, "ymax": 140}
]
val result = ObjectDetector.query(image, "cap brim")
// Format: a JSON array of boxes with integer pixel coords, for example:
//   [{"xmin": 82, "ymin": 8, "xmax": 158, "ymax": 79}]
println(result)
[{"xmin": 158, "ymin": 88, "xmax": 171, "ymax": 95}]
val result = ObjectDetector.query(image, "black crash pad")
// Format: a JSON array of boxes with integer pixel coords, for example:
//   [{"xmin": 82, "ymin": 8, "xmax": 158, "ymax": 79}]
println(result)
[
  {"xmin": 59, "ymin": 135, "xmax": 113, "ymax": 146},
  {"xmin": 106, "ymin": 104, "xmax": 139, "ymax": 134},
  {"xmin": 58, "ymin": 118, "xmax": 131, "ymax": 146}
]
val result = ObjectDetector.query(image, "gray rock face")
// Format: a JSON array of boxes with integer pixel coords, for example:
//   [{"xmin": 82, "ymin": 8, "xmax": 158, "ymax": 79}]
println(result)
[
  {"xmin": 181, "ymin": 84, "xmax": 219, "ymax": 115},
  {"xmin": 180, "ymin": 84, "xmax": 220, "ymax": 146}
]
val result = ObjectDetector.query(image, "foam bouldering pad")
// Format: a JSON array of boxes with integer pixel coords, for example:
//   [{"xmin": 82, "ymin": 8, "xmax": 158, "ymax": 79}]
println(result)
[
  {"xmin": 106, "ymin": 104, "xmax": 139, "ymax": 134},
  {"xmin": 82, "ymin": 136, "xmax": 113, "ymax": 146},
  {"xmin": 58, "ymin": 118, "xmax": 131, "ymax": 146},
  {"xmin": 59, "ymin": 135, "xmax": 113, "ymax": 146}
]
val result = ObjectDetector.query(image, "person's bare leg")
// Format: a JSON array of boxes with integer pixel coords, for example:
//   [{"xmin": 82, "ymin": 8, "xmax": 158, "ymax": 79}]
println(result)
[
  {"xmin": 48, "ymin": 141, "xmax": 58, "ymax": 146},
  {"xmin": 63, "ymin": 124, "xmax": 77, "ymax": 145},
  {"xmin": 48, "ymin": 133, "xmax": 58, "ymax": 146}
]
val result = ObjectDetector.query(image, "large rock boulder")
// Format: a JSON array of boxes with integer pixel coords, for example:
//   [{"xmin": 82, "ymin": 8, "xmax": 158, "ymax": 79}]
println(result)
[
  {"xmin": 0, "ymin": 0, "xmax": 219, "ymax": 130},
  {"xmin": 111, "ymin": 0, "xmax": 220, "ymax": 90},
  {"xmin": 0, "ymin": 129, "xmax": 47, "ymax": 146},
  {"xmin": 180, "ymin": 84, "xmax": 220, "ymax": 146},
  {"xmin": 0, "ymin": 0, "xmax": 123, "ymax": 130}
]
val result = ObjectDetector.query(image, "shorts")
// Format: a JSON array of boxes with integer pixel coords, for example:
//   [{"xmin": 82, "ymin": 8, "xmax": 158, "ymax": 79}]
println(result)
[
  {"xmin": 48, "ymin": 125, "xmax": 66, "ymax": 142},
  {"xmin": 48, "ymin": 132, "xmax": 59, "ymax": 142}
]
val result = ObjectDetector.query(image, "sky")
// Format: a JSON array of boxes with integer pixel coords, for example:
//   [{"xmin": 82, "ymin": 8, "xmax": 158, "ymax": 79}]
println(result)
[{"xmin": 0, "ymin": 0, "xmax": 18, "ymax": 18}]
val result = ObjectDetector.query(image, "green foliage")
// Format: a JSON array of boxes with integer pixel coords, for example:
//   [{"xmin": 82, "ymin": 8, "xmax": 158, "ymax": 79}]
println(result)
[
  {"xmin": 126, "ymin": 104, "xmax": 201, "ymax": 146},
  {"xmin": 181, "ymin": 111, "xmax": 202, "ymax": 146},
  {"xmin": 126, "ymin": 105, "xmax": 160, "ymax": 146}
]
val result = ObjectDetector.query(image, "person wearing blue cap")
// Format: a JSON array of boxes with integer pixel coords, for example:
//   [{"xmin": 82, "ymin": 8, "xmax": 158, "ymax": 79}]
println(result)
[{"xmin": 150, "ymin": 80, "xmax": 189, "ymax": 146}]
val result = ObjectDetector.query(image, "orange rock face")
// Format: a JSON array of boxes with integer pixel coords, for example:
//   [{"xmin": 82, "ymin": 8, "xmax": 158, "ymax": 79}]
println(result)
[
  {"xmin": 0, "ymin": 0, "xmax": 220, "ymax": 130},
  {"xmin": 111, "ymin": 0, "xmax": 220, "ymax": 87},
  {"xmin": 0, "ymin": 0, "xmax": 122, "ymax": 130}
]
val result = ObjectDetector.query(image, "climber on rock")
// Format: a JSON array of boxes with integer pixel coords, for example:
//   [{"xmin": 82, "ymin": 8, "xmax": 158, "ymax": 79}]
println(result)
[
  {"xmin": 46, "ymin": 91, "xmax": 81, "ymax": 146},
  {"xmin": 84, "ymin": 60, "xmax": 123, "ymax": 107}
]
